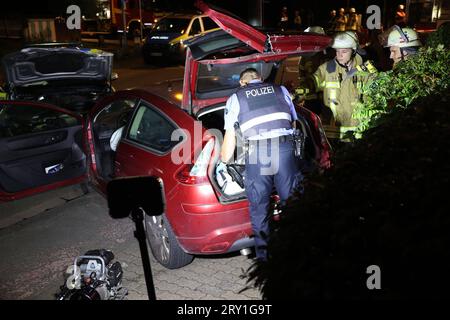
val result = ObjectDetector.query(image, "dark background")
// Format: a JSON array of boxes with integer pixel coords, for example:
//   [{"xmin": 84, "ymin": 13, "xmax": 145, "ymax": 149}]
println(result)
[{"xmin": 2, "ymin": 0, "xmax": 403, "ymax": 29}]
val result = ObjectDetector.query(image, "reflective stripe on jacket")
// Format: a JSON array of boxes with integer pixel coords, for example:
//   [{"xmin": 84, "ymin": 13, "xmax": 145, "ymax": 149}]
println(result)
[{"xmin": 313, "ymin": 54, "xmax": 376, "ymax": 139}]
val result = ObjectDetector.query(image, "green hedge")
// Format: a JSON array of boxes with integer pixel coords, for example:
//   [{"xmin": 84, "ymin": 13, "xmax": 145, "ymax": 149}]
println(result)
[
  {"xmin": 353, "ymin": 45, "xmax": 450, "ymax": 135},
  {"xmin": 426, "ymin": 22, "xmax": 450, "ymax": 49},
  {"xmin": 246, "ymin": 89, "xmax": 450, "ymax": 299}
]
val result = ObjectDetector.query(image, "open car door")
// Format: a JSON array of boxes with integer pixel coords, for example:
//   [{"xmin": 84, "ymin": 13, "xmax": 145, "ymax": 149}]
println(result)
[{"xmin": 0, "ymin": 100, "xmax": 87, "ymax": 201}]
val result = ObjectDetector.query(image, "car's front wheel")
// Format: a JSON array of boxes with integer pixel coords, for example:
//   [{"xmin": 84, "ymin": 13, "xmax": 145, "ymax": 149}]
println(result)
[{"xmin": 144, "ymin": 213, "xmax": 194, "ymax": 269}]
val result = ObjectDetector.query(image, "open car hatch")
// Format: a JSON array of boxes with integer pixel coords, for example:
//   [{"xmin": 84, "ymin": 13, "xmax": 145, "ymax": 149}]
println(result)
[
  {"xmin": 194, "ymin": 0, "xmax": 332, "ymax": 55},
  {"xmin": 2, "ymin": 47, "xmax": 113, "ymax": 87}
]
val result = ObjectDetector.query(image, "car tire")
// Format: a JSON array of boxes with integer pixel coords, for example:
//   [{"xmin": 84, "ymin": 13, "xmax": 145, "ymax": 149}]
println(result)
[{"xmin": 144, "ymin": 213, "xmax": 194, "ymax": 269}]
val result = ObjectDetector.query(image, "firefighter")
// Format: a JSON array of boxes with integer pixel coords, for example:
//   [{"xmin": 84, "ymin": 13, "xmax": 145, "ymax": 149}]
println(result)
[
  {"xmin": 395, "ymin": 4, "xmax": 407, "ymax": 27},
  {"xmin": 311, "ymin": 31, "xmax": 377, "ymax": 141},
  {"xmin": 335, "ymin": 8, "xmax": 347, "ymax": 32},
  {"xmin": 216, "ymin": 68, "xmax": 302, "ymax": 262},
  {"xmin": 346, "ymin": 8, "xmax": 358, "ymax": 31},
  {"xmin": 279, "ymin": 6, "xmax": 289, "ymax": 31},
  {"xmin": 384, "ymin": 25, "xmax": 422, "ymax": 67},
  {"xmin": 327, "ymin": 10, "xmax": 337, "ymax": 34},
  {"xmin": 296, "ymin": 26, "xmax": 332, "ymax": 115}
]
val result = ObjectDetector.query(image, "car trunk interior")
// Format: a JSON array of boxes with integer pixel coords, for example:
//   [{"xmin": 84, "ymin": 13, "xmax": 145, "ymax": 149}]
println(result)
[
  {"xmin": 196, "ymin": 102, "xmax": 321, "ymax": 204},
  {"xmin": 12, "ymin": 81, "xmax": 110, "ymax": 113},
  {"xmin": 196, "ymin": 104, "xmax": 247, "ymax": 203}
]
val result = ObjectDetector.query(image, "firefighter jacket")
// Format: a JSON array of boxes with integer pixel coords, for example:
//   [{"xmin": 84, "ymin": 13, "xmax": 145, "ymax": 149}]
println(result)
[
  {"xmin": 346, "ymin": 13, "xmax": 359, "ymax": 31},
  {"xmin": 335, "ymin": 14, "xmax": 347, "ymax": 32},
  {"xmin": 312, "ymin": 54, "xmax": 376, "ymax": 139},
  {"xmin": 297, "ymin": 50, "xmax": 334, "ymax": 101}
]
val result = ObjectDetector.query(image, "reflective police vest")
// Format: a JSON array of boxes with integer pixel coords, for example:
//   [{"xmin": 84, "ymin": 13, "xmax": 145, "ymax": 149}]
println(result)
[{"xmin": 236, "ymin": 82, "xmax": 292, "ymax": 140}]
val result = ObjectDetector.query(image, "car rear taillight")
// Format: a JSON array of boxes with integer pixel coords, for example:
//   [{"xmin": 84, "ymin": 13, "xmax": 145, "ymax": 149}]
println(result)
[{"xmin": 176, "ymin": 138, "xmax": 215, "ymax": 185}]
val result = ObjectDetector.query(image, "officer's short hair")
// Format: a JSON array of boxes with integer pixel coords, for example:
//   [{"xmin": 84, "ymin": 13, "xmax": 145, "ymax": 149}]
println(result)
[{"xmin": 240, "ymin": 68, "xmax": 260, "ymax": 82}]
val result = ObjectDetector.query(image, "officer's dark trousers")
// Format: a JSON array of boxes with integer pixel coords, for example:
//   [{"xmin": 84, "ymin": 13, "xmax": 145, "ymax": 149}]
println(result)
[{"xmin": 244, "ymin": 137, "xmax": 302, "ymax": 261}]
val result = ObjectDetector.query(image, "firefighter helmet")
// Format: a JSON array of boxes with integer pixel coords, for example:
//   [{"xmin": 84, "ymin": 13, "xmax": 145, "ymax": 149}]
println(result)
[
  {"xmin": 386, "ymin": 26, "xmax": 422, "ymax": 48},
  {"xmin": 332, "ymin": 31, "xmax": 358, "ymax": 50}
]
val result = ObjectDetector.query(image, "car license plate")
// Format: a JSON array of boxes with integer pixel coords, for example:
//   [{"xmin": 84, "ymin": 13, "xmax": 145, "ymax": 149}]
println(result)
[{"xmin": 150, "ymin": 52, "xmax": 163, "ymax": 56}]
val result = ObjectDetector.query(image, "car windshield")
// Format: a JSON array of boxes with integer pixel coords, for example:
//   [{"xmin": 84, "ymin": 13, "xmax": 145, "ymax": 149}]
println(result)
[
  {"xmin": 196, "ymin": 61, "xmax": 277, "ymax": 98},
  {"xmin": 154, "ymin": 18, "xmax": 191, "ymax": 34}
]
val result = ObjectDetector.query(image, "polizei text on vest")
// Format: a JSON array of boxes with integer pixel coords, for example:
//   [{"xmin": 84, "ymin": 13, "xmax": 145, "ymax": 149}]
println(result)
[{"xmin": 245, "ymin": 86, "xmax": 275, "ymax": 98}]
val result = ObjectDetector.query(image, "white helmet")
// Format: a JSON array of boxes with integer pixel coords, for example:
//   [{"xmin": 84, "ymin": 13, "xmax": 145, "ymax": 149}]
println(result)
[
  {"xmin": 386, "ymin": 26, "xmax": 422, "ymax": 48},
  {"xmin": 304, "ymin": 26, "xmax": 326, "ymax": 35},
  {"xmin": 332, "ymin": 31, "xmax": 358, "ymax": 50}
]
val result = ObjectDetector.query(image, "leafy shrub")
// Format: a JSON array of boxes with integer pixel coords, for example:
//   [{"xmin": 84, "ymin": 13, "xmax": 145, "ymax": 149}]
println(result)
[
  {"xmin": 426, "ymin": 22, "xmax": 450, "ymax": 49},
  {"xmin": 352, "ymin": 46, "xmax": 450, "ymax": 135},
  {"xmin": 246, "ymin": 89, "xmax": 450, "ymax": 299}
]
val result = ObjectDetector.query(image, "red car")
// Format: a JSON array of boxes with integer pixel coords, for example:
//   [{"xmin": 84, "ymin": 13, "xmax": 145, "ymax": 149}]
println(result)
[{"xmin": 0, "ymin": 2, "xmax": 331, "ymax": 269}]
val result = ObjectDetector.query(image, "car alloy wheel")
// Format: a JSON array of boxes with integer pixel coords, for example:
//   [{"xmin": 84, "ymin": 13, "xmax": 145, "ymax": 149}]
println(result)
[
  {"xmin": 146, "ymin": 215, "xmax": 170, "ymax": 263},
  {"xmin": 144, "ymin": 213, "xmax": 194, "ymax": 269}
]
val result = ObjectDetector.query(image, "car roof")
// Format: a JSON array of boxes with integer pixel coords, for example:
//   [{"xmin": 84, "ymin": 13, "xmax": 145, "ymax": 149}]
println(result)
[{"xmin": 23, "ymin": 42, "xmax": 83, "ymax": 49}]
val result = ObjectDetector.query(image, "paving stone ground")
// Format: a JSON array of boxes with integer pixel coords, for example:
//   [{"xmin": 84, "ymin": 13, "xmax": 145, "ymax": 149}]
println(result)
[{"xmin": 0, "ymin": 190, "xmax": 261, "ymax": 300}]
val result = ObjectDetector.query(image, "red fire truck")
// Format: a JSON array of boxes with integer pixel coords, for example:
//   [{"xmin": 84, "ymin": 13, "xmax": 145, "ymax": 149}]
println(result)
[{"xmin": 82, "ymin": 0, "xmax": 170, "ymax": 37}]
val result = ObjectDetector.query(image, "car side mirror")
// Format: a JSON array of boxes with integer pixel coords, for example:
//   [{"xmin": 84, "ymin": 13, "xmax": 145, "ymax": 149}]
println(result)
[
  {"xmin": 107, "ymin": 176, "xmax": 164, "ymax": 219},
  {"xmin": 111, "ymin": 72, "xmax": 119, "ymax": 81}
]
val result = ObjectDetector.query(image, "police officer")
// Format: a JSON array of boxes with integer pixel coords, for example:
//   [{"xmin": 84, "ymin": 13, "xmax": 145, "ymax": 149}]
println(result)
[
  {"xmin": 311, "ymin": 31, "xmax": 377, "ymax": 140},
  {"xmin": 216, "ymin": 68, "xmax": 302, "ymax": 262}
]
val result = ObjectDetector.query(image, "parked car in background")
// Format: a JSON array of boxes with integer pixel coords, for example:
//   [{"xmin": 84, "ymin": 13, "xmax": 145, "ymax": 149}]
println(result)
[
  {"xmin": 142, "ymin": 12, "xmax": 220, "ymax": 64},
  {"xmin": 0, "ymin": 1, "xmax": 332, "ymax": 269},
  {"xmin": 1, "ymin": 46, "xmax": 115, "ymax": 113}
]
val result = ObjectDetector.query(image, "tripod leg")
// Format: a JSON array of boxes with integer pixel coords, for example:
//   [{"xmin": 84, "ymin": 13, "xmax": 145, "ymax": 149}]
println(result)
[{"xmin": 131, "ymin": 208, "xmax": 157, "ymax": 300}]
